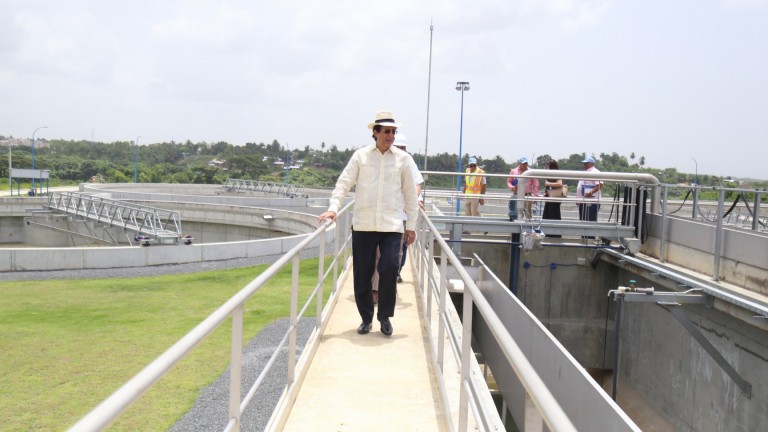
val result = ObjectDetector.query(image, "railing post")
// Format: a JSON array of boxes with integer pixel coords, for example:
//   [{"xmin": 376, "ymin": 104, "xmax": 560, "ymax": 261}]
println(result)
[
  {"xmin": 332, "ymin": 217, "xmax": 340, "ymax": 292},
  {"xmin": 437, "ymin": 247, "xmax": 448, "ymax": 371},
  {"xmin": 753, "ymin": 191, "xmax": 762, "ymax": 232},
  {"xmin": 713, "ymin": 188, "xmax": 725, "ymax": 281},
  {"xmin": 426, "ymin": 228, "xmax": 435, "ymax": 323},
  {"xmin": 636, "ymin": 186, "xmax": 645, "ymax": 241},
  {"xmin": 459, "ymin": 282, "xmax": 474, "ymax": 431},
  {"xmin": 660, "ymin": 185, "xmax": 669, "ymax": 263},
  {"xmin": 692, "ymin": 183, "xmax": 699, "ymax": 220},
  {"xmin": 228, "ymin": 305, "xmax": 244, "ymax": 432},
  {"xmin": 317, "ymin": 230, "xmax": 325, "ymax": 327},
  {"xmin": 416, "ymin": 216, "xmax": 424, "ymax": 292},
  {"xmin": 288, "ymin": 255, "xmax": 300, "ymax": 385}
]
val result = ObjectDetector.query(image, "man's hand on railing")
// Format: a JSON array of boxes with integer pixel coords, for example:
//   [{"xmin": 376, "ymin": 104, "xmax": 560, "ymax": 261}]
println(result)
[{"xmin": 318, "ymin": 211, "xmax": 337, "ymax": 224}]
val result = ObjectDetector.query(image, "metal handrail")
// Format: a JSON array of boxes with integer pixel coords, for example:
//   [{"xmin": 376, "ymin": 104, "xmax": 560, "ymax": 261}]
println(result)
[
  {"xmin": 68, "ymin": 201, "xmax": 354, "ymax": 432},
  {"xmin": 414, "ymin": 207, "xmax": 577, "ymax": 431}
]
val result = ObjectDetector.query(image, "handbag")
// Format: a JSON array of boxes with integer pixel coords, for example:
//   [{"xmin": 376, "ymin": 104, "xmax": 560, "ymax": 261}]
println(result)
[{"xmin": 548, "ymin": 184, "xmax": 567, "ymax": 198}]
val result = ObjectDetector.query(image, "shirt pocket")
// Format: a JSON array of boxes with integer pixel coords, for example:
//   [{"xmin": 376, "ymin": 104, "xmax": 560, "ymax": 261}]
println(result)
[{"xmin": 358, "ymin": 161, "xmax": 378, "ymax": 188}]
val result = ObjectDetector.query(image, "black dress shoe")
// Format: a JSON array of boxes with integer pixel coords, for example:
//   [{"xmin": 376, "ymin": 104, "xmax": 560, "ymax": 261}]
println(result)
[
  {"xmin": 380, "ymin": 319, "xmax": 393, "ymax": 336},
  {"xmin": 396, "ymin": 275, "xmax": 403, "ymax": 283},
  {"xmin": 357, "ymin": 322, "xmax": 371, "ymax": 334}
]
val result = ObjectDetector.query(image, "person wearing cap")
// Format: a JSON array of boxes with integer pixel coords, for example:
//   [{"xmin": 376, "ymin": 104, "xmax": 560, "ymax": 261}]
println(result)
[
  {"xmin": 318, "ymin": 110, "xmax": 418, "ymax": 337},
  {"xmin": 462, "ymin": 157, "xmax": 486, "ymax": 217},
  {"xmin": 576, "ymin": 156, "xmax": 603, "ymax": 223},
  {"xmin": 507, "ymin": 157, "xmax": 540, "ymax": 220}
]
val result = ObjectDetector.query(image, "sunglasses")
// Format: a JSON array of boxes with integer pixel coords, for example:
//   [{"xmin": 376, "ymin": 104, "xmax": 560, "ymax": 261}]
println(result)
[
  {"xmin": 379, "ymin": 128, "xmax": 398, "ymax": 135},
  {"xmin": 469, "ymin": 164, "xmax": 477, "ymax": 167}
]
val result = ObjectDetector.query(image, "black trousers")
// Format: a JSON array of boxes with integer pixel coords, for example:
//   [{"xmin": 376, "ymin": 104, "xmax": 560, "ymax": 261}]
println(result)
[
  {"xmin": 352, "ymin": 230, "xmax": 402, "ymax": 324},
  {"xmin": 578, "ymin": 203, "xmax": 600, "ymax": 222}
]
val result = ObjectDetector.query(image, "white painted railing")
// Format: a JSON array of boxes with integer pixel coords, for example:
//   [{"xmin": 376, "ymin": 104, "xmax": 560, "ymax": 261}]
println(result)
[
  {"xmin": 68, "ymin": 202, "xmax": 354, "ymax": 432},
  {"xmin": 413, "ymin": 208, "xmax": 578, "ymax": 432}
]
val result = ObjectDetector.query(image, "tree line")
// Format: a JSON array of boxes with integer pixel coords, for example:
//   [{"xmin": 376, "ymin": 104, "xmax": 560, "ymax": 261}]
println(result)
[{"xmin": 1, "ymin": 137, "xmax": 763, "ymax": 200}]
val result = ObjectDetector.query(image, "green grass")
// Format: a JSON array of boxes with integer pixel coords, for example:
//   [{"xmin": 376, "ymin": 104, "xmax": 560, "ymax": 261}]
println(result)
[{"xmin": 0, "ymin": 259, "xmax": 329, "ymax": 431}]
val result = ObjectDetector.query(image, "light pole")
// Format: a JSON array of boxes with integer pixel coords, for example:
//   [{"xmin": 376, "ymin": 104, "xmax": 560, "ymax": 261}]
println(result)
[
  {"xmin": 8, "ymin": 142, "xmax": 11, "ymax": 192},
  {"xmin": 691, "ymin": 157, "xmax": 698, "ymax": 219},
  {"xmin": 134, "ymin": 136, "xmax": 141, "ymax": 183},
  {"xmin": 455, "ymin": 81, "xmax": 470, "ymax": 215},
  {"xmin": 31, "ymin": 126, "xmax": 48, "ymax": 193},
  {"xmin": 423, "ymin": 21, "xmax": 434, "ymax": 171}
]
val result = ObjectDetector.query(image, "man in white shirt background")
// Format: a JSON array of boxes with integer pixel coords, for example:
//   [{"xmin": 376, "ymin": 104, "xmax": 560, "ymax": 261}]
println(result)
[{"xmin": 576, "ymin": 156, "xmax": 603, "ymax": 222}]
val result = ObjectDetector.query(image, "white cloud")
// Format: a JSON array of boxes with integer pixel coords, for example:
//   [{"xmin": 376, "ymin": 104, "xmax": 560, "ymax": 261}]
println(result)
[
  {"xmin": 719, "ymin": 0, "xmax": 768, "ymax": 10},
  {"xmin": 0, "ymin": 0, "xmax": 766, "ymax": 179}
]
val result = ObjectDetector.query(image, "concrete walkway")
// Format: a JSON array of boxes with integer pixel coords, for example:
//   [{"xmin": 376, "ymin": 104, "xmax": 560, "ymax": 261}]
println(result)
[{"xmin": 282, "ymin": 262, "xmax": 449, "ymax": 431}]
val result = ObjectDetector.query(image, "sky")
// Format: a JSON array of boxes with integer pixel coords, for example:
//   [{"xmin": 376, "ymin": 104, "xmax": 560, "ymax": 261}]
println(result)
[{"xmin": 1, "ymin": 0, "xmax": 767, "ymax": 180}]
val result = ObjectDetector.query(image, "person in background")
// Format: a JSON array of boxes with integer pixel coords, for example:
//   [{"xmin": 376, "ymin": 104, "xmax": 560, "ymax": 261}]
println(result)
[
  {"xmin": 576, "ymin": 156, "xmax": 603, "ymax": 222},
  {"xmin": 542, "ymin": 159, "xmax": 563, "ymax": 238},
  {"xmin": 318, "ymin": 110, "xmax": 418, "ymax": 337},
  {"xmin": 462, "ymin": 157, "xmax": 486, "ymax": 217},
  {"xmin": 507, "ymin": 157, "xmax": 539, "ymax": 220},
  {"xmin": 372, "ymin": 133, "xmax": 424, "ymax": 303}
]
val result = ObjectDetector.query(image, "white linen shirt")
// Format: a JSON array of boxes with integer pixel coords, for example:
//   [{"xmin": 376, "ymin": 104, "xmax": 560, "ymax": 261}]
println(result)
[
  {"xmin": 327, "ymin": 144, "xmax": 419, "ymax": 232},
  {"xmin": 400, "ymin": 155, "xmax": 425, "ymax": 221}
]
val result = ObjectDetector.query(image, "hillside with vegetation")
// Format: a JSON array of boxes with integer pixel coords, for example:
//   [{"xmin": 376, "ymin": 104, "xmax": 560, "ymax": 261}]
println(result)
[{"xmin": 2, "ymin": 137, "xmax": 765, "ymax": 201}]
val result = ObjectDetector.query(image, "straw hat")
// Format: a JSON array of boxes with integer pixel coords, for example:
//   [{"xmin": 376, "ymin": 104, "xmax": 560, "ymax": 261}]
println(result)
[{"xmin": 367, "ymin": 110, "xmax": 402, "ymax": 129}]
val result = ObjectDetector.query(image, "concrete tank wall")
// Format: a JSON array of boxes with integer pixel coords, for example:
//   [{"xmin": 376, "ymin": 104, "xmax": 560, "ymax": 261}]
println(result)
[
  {"xmin": 619, "ymin": 288, "xmax": 767, "ymax": 432},
  {"xmin": 0, "ymin": 217, "xmax": 25, "ymax": 244},
  {"xmin": 642, "ymin": 213, "xmax": 767, "ymax": 295},
  {"xmin": 454, "ymin": 238, "xmax": 767, "ymax": 432},
  {"xmin": 0, "ymin": 193, "xmax": 327, "ymax": 272}
]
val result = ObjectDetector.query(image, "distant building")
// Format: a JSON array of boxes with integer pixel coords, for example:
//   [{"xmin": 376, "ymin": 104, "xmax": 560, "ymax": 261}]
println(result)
[{"xmin": 0, "ymin": 137, "xmax": 48, "ymax": 148}]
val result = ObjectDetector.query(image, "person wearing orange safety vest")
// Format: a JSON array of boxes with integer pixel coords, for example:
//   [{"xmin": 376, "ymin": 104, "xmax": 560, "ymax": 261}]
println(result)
[{"xmin": 462, "ymin": 157, "xmax": 487, "ymax": 216}]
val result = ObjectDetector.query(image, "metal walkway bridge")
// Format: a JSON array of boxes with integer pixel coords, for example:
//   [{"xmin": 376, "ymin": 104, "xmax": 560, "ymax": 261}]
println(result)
[
  {"xmin": 224, "ymin": 179, "xmax": 307, "ymax": 198},
  {"xmin": 69, "ymin": 199, "xmax": 639, "ymax": 432},
  {"xmin": 46, "ymin": 192, "xmax": 186, "ymax": 245}
]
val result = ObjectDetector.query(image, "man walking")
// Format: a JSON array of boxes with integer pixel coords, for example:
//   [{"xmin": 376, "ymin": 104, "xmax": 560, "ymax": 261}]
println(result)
[{"xmin": 318, "ymin": 110, "xmax": 418, "ymax": 337}]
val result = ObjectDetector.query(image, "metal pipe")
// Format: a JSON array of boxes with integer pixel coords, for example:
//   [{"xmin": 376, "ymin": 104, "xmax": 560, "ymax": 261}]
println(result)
[
  {"xmin": 519, "ymin": 169, "xmax": 660, "ymax": 184},
  {"xmin": 611, "ymin": 293, "xmax": 624, "ymax": 401}
]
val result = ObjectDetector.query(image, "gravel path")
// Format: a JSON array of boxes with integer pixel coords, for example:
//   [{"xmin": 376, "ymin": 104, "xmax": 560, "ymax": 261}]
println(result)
[{"xmin": 169, "ymin": 317, "xmax": 316, "ymax": 432}]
